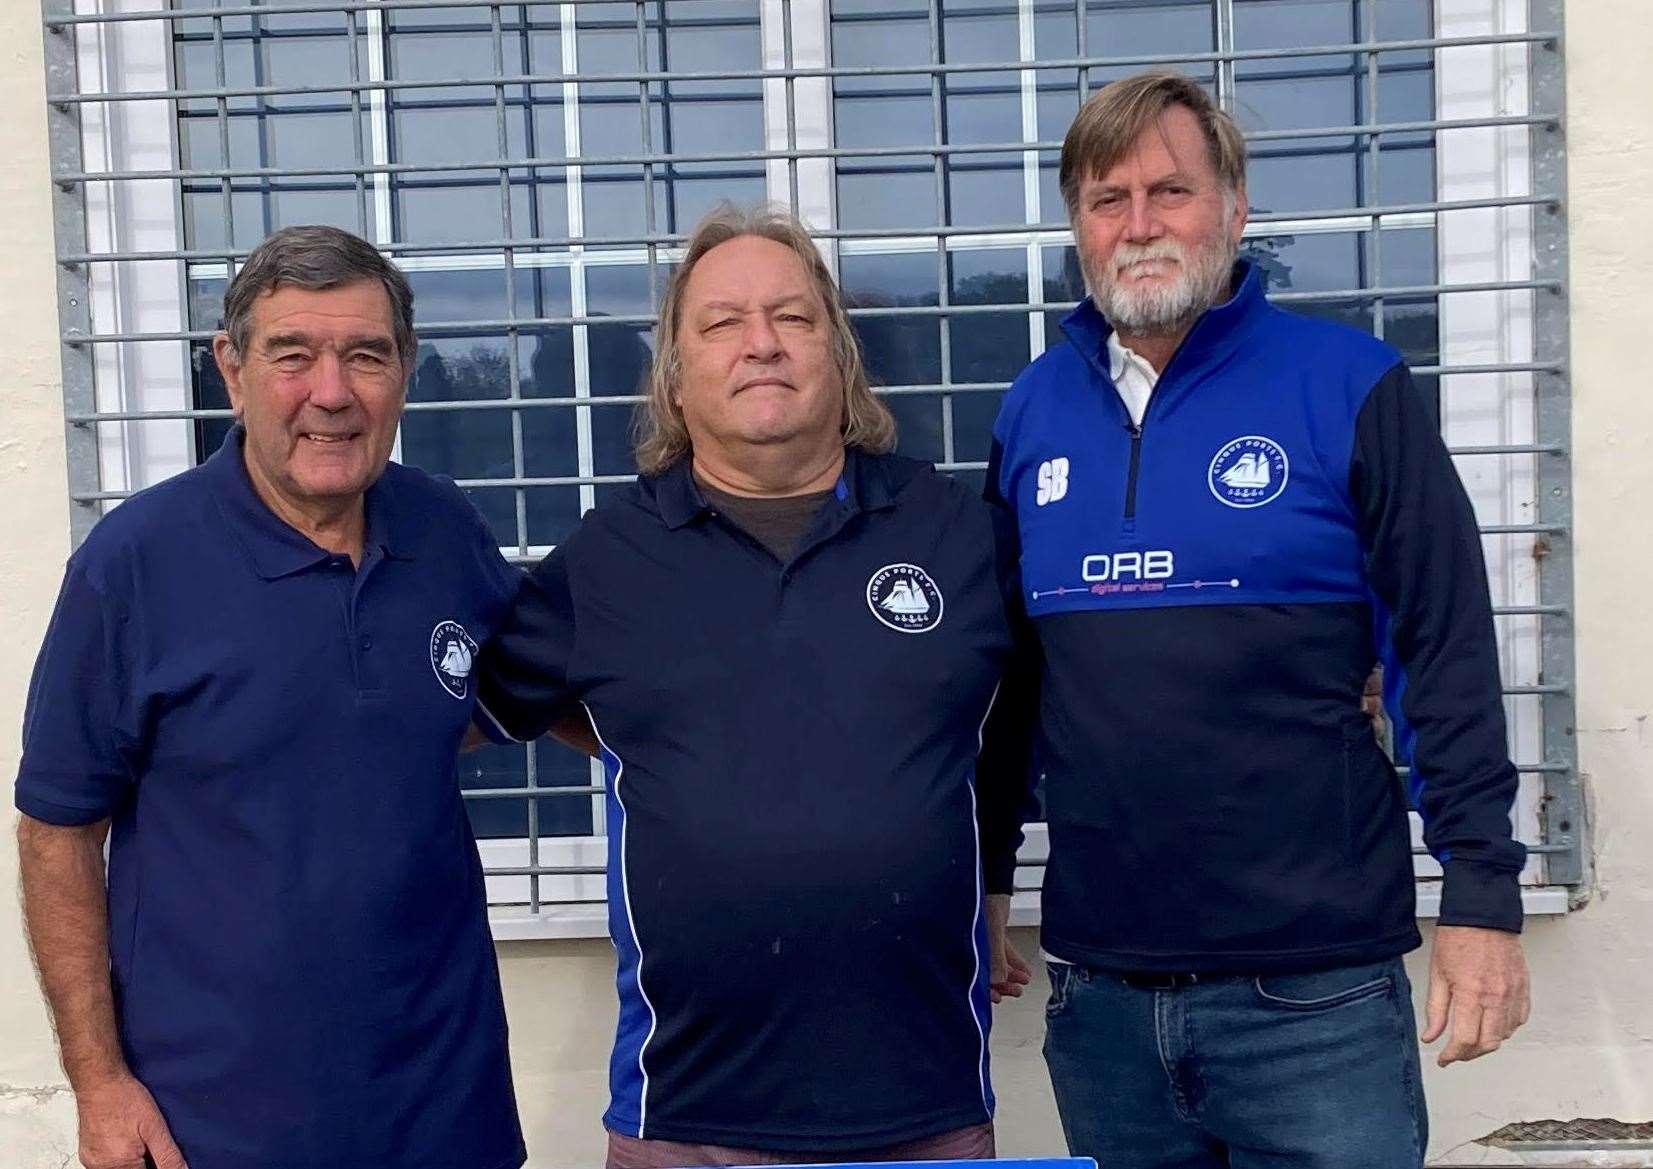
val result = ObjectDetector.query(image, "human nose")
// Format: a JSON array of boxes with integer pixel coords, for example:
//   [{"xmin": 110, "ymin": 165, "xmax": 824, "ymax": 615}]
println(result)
[
  {"xmin": 742, "ymin": 315, "xmax": 783, "ymax": 363},
  {"xmin": 305, "ymin": 350, "xmax": 353, "ymax": 410},
  {"xmin": 1124, "ymin": 192, "xmax": 1162, "ymax": 243}
]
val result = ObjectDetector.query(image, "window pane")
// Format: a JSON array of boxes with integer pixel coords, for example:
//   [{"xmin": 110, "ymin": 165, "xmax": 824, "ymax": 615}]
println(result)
[
  {"xmin": 576, "ymin": 2, "xmax": 764, "ymax": 242},
  {"xmin": 461, "ymin": 740, "xmax": 595, "ymax": 840}
]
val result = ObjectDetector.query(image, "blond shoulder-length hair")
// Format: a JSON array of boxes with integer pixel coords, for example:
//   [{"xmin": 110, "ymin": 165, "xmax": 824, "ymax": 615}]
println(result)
[{"xmin": 633, "ymin": 202, "xmax": 896, "ymax": 476}]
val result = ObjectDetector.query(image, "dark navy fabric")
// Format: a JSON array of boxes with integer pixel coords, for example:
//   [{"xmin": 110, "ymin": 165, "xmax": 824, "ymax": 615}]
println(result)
[
  {"xmin": 15, "ymin": 429, "xmax": 526, "ymax": 1169},
  {"xmin": 475, "ymin": 449, "xmax": 1033, "ymax": 1152},
  {"xmin": 986, "ymin": 260, "xmax": 1524, "ymax": 975}
]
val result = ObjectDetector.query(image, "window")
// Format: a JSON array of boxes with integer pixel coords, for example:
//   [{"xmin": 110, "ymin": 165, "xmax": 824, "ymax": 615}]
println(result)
[{"xmin": 46, "ymin": 0, "xmax": 1575, "ymax": 936}]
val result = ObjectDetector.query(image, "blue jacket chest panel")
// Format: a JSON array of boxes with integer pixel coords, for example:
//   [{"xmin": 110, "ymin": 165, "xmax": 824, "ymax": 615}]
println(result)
[{"xmin": 1001, "ymin": 318, "xmax": 1388, "ymax": 618}]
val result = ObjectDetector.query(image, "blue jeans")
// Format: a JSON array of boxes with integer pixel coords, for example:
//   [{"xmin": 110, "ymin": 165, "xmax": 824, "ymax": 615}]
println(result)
[{"xmin": 1042, "ymin": 957, "xmax": 1427, "ymax": 1169}]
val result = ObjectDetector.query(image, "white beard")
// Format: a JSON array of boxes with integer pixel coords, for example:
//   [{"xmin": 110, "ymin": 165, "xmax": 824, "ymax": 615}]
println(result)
[{"xmin": 1082, "ymin": 228, "xmax": 1239, "ymax": 337}]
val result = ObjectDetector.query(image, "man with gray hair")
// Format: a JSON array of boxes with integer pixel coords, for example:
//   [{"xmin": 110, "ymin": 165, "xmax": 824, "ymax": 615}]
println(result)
[
  {"xmin": 16, "ymin": 225, "xmax": 526, "ymax": 1169},
  {"xmin": 472, "ymin": 201, "xmax": 1037, "ymax": 1166},
  {"xmin": 985, "ymin": 71, "xmax": 1531, "ymax": 1166}
]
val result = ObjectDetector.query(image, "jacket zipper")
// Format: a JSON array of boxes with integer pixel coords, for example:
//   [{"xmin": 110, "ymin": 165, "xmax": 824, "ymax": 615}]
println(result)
[{"xmin": 1123, "ymin": 419, "xmax": 1144, "ymax": 521}]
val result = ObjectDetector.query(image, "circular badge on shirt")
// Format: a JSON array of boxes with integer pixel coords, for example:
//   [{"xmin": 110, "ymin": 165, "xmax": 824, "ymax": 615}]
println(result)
[
  {"xmin": 866, "ymin": 563, "xmax": 944, "ymax": 634},
  {"xmin": 1208, "ymin": 435, "xmax": 1290, "ymax": 509},
  {"xmin": 430, "ymin": 620, "xmax": 480, "ymax": 700}
]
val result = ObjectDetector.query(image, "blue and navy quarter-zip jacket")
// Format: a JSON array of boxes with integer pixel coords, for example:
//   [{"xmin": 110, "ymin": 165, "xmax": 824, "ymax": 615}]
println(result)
[{"xmin": 985, "ymin": 259, "xmax": 1527, "ymax": 975}]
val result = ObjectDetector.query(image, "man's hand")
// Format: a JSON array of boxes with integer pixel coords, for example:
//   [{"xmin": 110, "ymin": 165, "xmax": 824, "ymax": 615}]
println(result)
[
  {"xmin": 1421, "ymin": 924, "xmax": 1530, "ymax": 1066},
  {"xmin": 76, "ymin": 1072, "xmax": 188, "ymax": 1169},
  {"xmin": 1361, "ymin": 665, "xmax": 1389, "ymax": 744},
  {"xmin": 985, "ymin": 893, "xmax": 1033, "ymax": 1004}
]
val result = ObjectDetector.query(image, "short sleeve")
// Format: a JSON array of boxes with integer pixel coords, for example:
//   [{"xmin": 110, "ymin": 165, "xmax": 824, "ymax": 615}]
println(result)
[
  {"xmin": 473, "ymin": 546, "xmax": 582, "ymax": 744},
  {"xmin": 15, "ymin": 561, "xmax": 140, "ymax": 825},
  {"xmin": 437, "ymin": 474, "xmax": 527, "ymax": 617}
]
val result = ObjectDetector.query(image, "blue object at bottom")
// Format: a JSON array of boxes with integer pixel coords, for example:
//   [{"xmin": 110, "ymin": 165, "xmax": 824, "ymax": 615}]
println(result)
[{"xmin": 782, "ymin": 1161, "xmax": 1093, "ymax": 1169}]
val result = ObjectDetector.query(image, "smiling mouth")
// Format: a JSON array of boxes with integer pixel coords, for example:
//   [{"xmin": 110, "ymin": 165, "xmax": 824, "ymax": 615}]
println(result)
[
  {"xmin": 301, "ymin": 433, "xmax": 360, "ymax": 445},
  {"xmin": 736, "ymin": 379, "xmax": 793, "ymax": 393}
]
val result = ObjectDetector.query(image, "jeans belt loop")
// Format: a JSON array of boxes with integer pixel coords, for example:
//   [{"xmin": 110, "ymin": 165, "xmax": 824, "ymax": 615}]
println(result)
[{"xmin": 1119, "ymin": 970, "xmax": 1202, "ymax": 990}]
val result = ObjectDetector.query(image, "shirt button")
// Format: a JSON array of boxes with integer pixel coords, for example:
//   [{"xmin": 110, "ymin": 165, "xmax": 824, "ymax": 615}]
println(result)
[{"xmin": 359, "ymin": 635, "xmax": 373, "ymax": 651}]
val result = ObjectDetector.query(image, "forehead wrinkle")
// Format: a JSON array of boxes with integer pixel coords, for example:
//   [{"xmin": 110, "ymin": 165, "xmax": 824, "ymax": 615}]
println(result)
[
  {"xmin": 258, "ymin": 330, "xmax": 395, "ymax": 353},
  {"xmin": 1086, "ymin": 110, "xmax": 1216, "ymax": 192}
]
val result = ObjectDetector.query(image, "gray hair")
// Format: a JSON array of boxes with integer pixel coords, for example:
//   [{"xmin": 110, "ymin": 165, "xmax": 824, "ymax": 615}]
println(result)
[
  {"xmin": 633, "ymin": 201, "xmax": 896, "ymax": 477},
  {"xmin": 221, "ymin": 225, "xmax": 416, "ymax": 364}
]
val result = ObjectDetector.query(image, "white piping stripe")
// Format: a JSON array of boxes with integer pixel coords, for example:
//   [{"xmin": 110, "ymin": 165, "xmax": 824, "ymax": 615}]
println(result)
[
  {"xmin": 471, "ymin": 697, "xmax": 523, "ymax": 744},
  {"xmin": 582, "ymin": 702, "xmax": 659, "ymax": 1137},
  {"xmin": 967, "ymin": 680, "xmax": 1002, "ymax": 1117}
]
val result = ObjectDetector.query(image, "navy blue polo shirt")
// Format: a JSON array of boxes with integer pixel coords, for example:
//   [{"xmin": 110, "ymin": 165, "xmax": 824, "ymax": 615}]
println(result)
[
  {"xmin": 16, "ymin": 429, "xmax": 527, "ymax": 1169},
  {"xmin": 475, "ymin": 449, "xmax": 1035, "ymax": 1152}
]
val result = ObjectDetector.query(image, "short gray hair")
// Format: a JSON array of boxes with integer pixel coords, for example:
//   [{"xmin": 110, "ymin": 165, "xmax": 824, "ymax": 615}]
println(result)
[
  {"xmin": 221, "ymin": 225, "xmax": 416, "ymax": 364},
  {"xmin": 633, "ymin": 201, "xmax": 895, "ymax": 476}
]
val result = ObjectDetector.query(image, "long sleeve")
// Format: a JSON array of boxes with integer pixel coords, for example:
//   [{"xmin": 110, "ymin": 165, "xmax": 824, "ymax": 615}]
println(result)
[
  {"xmin": 1350, "ymin": 363, "xmax": 1527, "ymax": 932},
  {"xmin": 976, "ymin": 439, "xmax": 1042, "ymax": 896}
]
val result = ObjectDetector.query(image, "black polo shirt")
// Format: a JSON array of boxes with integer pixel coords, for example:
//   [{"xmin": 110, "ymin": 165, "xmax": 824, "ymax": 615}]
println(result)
[
  {"xmin": 15, "ymin": 429, "xmax": 526, "ymax": 1169},
  {"xmin": 475, "ymin": 448, "xmax": 1033, "ymax": 1152}
]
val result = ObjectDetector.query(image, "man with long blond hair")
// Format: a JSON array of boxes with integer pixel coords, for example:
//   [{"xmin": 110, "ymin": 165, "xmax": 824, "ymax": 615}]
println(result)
[
  {"xmin": 472, "ymin": 203, "xmax": 1036, "ymax": 1167},
  {"xmin": 988, "ymin": 70, "xmax": 1529, "ymax": 1167}
]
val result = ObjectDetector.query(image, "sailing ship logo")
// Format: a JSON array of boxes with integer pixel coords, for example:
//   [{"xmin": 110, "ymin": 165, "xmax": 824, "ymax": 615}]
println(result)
[
  {"xmin": 866, "ymin": 563, "xmax": 944, "ymax": 633},
  {"xmin": 429, "ymin": 620, "xmax": 480, "ymax": 699},
  {"xmin": 1208, "ymin": 435, "xmax": 1289, "ymax": 508}
]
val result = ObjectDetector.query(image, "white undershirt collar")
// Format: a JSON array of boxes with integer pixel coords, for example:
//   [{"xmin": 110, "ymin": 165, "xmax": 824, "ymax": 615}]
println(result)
[{"xmin": 1106, "ymin": 330, "xmax": 1160, "ymax": 429}]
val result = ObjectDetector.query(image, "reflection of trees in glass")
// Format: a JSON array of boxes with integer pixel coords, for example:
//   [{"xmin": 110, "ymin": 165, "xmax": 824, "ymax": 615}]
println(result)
[
  {"xmin": 840, "ymin": 272, "xmax": 1025, "ymax": 463},
  {"xmin": 584, "ymin": 319, "xmax": 655, "ymax": 479},
  {"xmin": 949, "ymin": 271, "xmax": 1032, "ymax": 386},
  {"xmin": 841, "ymin": 283, "xmax": 944, "ymax": 462},
  {"xmin": 1241, "ymin": 232, "xmax": 1296, "ymax": 293},
  {"xmin": 414, "ymin": 343, "xmax": 509, "ymax": 402}
]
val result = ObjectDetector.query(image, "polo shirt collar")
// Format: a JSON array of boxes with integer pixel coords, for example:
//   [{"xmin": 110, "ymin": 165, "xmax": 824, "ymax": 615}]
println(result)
[
  {"xmin": 205, "ymin": 425, "xmax": 414, "ymax": 579},
  {"xmin": 651, "ymin": 445, "xmax": 896, "ymax": 531}
]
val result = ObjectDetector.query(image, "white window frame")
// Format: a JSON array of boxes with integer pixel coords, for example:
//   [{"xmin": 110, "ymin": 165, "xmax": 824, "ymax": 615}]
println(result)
[{"xmin": 75, "ymin": 0, "xmax": 1564, "ymax": 941}]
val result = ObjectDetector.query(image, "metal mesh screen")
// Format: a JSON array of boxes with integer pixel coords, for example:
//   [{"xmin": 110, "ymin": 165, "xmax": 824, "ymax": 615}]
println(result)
[{"xmin": 41, "ymin": 0, "xmax": 1579, "ymax": 932}]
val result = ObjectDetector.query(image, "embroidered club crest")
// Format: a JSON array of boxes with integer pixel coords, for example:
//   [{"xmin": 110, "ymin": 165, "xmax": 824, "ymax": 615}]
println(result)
[
  {"xmin": 1208, "ymin": 435, "xmax": 1290, "ymax": 509},
  {"xmin": 430, "ymin": 620, "xmax": 480, "ymax": 700},
  {"xmin": 866, "ymin": 563, "xmax": 944, "ymax": 634}
]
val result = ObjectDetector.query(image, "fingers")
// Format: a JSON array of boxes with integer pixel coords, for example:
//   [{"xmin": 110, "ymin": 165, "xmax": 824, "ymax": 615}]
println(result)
[
  {"xmin": 1437, "ymin": 992, "xmax": 1485, "ymax": 1067},
  {"xmin": 139, "ymin": 1111, "xmax": 189, "ymax": 1169},
  {"xmin": 1005, "ymin": 940, "xmax": 1034, "ymax": 982},
  {"xmin": 1421, "ymin": 965, "xmax": 1451, "ymax": 1044}
]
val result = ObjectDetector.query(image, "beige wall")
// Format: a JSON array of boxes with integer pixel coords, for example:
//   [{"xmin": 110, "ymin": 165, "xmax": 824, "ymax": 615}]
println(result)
[
  {"xmin": 2, "ymin": 1, "xmax": 1650, "ymax": 1165},
  {"xmin": 1400, "ymin": 0, "xmax": 1653, "ymax": 1156},
  {"xmin": 0, "ymin": 0, "xmax": 86, "ymax": 1164}
]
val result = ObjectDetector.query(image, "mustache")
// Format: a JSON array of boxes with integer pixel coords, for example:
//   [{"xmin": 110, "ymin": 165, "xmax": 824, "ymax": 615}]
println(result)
[{"xmin": 1108, "ymin": 240, "xmax": 1186, "ymax": 273}]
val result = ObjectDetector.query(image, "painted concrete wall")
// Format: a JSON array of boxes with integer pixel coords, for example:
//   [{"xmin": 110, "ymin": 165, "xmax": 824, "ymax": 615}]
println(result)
[
  {"xmin": 1, "ymin": 1, "xmax": 1649, "ymax": 1165},
  {"xmin": 0, "ymin": 0, "xmax": 89, "ymax": 1163}
]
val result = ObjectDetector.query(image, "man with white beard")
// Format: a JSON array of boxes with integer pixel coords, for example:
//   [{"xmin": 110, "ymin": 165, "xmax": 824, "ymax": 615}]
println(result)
[{"xmin": 982, "ymin": 71, "xmax": 1531, "ymax": 1167}]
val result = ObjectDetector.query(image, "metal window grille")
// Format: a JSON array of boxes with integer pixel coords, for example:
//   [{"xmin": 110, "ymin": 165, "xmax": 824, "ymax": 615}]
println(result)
[{"xmin": 42, "ymin": 0, "xmax": 1579, "ymax": 935}]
